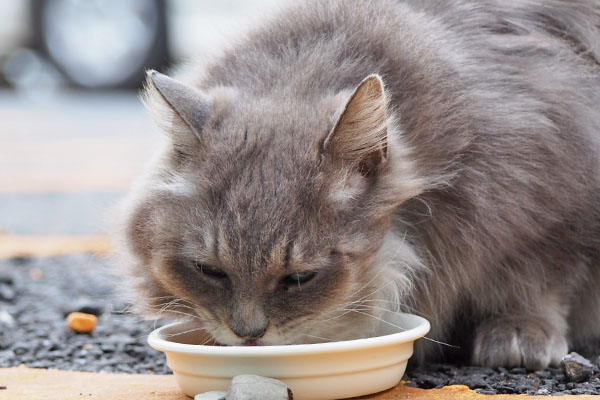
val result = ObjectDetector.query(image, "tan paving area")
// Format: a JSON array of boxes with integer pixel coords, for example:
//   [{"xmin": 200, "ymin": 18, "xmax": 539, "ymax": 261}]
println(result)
[
  {"xmin": 1, "ymin": 367, "xmax": 598, "ymax": 400},
  {"xmin": 0, "ymin": 137, "xmax": 158, "ymax": 193},
  {"xmin": 0, "ymin": 91, "xmax": 159, "ymax": 237},
  {"xmin": 0, "ymin": 367, "xmax": 186, "ymax": 400},
  {"xmin": 0, "ymin": 234, "xmax": 111, "ymax": 258},
  {"xmin": 0, "ymin": 91, "xmax": 160, "ymax": 195}
]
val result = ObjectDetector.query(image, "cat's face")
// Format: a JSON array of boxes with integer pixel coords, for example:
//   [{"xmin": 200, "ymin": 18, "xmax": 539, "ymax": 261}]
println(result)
[{"xmin": 119, "ymin": 72, "xmax": 422, "ymax": 345}]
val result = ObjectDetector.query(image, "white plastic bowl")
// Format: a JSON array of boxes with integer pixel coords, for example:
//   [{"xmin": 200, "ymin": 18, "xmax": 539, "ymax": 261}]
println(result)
[{"xmin": 148, "ymin": 313, "xmax": 430, "ymax": 400}]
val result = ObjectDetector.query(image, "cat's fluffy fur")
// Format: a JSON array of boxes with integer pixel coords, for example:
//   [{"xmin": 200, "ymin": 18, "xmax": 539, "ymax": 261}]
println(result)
[{"xmin": 116, "ymin": 0, "xmax": 600, "ymax": 369}]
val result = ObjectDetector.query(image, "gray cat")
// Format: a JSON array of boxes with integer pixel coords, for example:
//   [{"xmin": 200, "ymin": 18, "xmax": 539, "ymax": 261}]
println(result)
[{"xmin": 115, "ymin": 0, "xmax": 600, "ymax": 369}]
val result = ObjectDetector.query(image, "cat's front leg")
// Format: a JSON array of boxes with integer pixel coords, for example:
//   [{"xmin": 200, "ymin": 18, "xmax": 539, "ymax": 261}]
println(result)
[{"xmin": 472, "ymin": 312, "xmax": 568, "ymax": 370}]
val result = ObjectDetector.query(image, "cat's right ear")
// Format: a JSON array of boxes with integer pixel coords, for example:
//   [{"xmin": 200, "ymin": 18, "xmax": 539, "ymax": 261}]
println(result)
[
  {"xmin": 142, "ymin": 70, "xmax": 210, "ymax": 145},
  {"xmin": 322, "ymin": 74, "xmax": 389, "ymax": 177}
]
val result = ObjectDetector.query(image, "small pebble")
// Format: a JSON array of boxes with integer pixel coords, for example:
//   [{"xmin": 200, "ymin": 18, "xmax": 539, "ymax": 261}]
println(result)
[
  {"xmin": 0, "ymin": 284, "xmax": 15, "ymax": 302},
  {"xmin": 0, "ymin": 310, "xmax": 15, "ymax": 327},
  {"xmin": 66, "ymin": 312, "xmax": 97, "ymax": 333},
  {"xmin": 227, "ymin": 375, "xmax": 292, "ymax": 400},
  {"xmin": 561, "ymin": 352, "xmax": 595, "ymax": 383},
  {"xmin": 450, "ymin": 374, "xmax": 488, "ymax": 389},
  {"xmin": 534, "ymin": 370, "xmax": 552, "ymax": 379},
  {"xmin": 194, "ymin": 391, "xmax": 226, "ymax": 400}
]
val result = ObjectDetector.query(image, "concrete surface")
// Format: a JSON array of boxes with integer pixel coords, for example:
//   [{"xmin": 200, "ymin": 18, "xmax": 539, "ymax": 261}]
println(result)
[
  {"xmin": 0, "ymin": 234, "xmax": 110, "ymax": 258},
  {"xmin": 1, "ymin": 367, "xmax": 597, "ymax": 400},
  {"xmin": 0, "ymin": 90, "xmax": 160, "ymax": 236},
  {"xmin": 0, "ymin": 90, "xmax": 161, "ymax": 193}
]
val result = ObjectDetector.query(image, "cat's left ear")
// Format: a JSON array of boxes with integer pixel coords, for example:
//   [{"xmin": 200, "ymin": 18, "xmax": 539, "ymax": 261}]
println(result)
[
  {"xmin": 143, "ymin": 70, "xmax": 210, "ymax": 142},
  {"xmin": 323, "ymin": 74, "xmax": 389, "ymax": 177}
]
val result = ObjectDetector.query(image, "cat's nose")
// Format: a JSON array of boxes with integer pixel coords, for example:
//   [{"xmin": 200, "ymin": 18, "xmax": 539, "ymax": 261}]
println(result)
[
  {"xmin": 229, "ymin": 303, "xmax": 269, "ymax": 340},
  {"xmin": 230, "ymin": 321, "xmax": 269, "ymax": 341}
]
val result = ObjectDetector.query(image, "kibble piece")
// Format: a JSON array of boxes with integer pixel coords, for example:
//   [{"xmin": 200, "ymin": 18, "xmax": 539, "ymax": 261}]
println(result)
[{"xmin": 66, "ymin": 312, "xmax": 97, "ymax": 333}]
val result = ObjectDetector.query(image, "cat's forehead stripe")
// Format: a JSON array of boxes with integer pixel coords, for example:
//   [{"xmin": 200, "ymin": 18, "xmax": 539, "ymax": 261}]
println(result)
[
  {"xmin": 214, "ymin": 227, "xmax": 219, "ymax": 259},
  {"xmin": 284, "ymin": 240, "xmax": 293, "ymax": 268}
]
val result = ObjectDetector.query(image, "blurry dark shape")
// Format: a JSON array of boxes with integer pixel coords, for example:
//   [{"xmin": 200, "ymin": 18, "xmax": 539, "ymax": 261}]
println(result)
[
  {"xmin": 3, "ymin": 47, "xmax": 64, "ymax": 99},
  {"xmin": 30, "ymin": 0, "xmax": 169, "ymax": 89}
]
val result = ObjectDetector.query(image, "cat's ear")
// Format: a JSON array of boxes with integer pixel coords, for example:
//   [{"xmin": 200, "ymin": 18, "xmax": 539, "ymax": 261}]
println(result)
[
  {"xmin": 143, "ymin": 70, "xmax": 210, "ymax": 142},
  {"xmin": 323, "ymin": 74, "xmax": 389, "ymax": 176}
]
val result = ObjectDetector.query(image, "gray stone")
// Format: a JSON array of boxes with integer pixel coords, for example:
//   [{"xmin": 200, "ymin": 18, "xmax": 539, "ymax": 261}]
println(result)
[
  {"xmin": 226, "ymin": 375, "xmax": 292, "ymax": 400},
  {"xmin": 0, "ymin": 284, "xmax": 15, "ymax": 302},
  {"xmin": 194, "ymin": 391, "xmax": 226, "ymax": 400},
  {"xmin": 561, "ymin": 352, "xmax": 595, "ymax": 383},
  {"xmin": 534, "ymin": 370, "xmax": 552, "ymax": 379},
  {"xmin": 450, "ymin": 374, "xmax": 487, "ymax": 389},
  {"xmin": 0, "ymin": 310, "xmax": 15, "ymax": 327}
]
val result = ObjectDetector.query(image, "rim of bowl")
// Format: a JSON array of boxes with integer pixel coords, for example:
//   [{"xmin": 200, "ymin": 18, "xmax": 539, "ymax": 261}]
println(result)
[{"xmin": 148, "ymin": 312, "xmax": 430, "ymax": 356}]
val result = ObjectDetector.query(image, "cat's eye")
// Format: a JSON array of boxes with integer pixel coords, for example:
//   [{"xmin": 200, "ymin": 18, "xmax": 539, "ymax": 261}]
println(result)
[
  {"xmin": 282, "ymin": 271, "xmax": 316, "ymax": 286},
  {"xmin": 195, "ymin": 263, "xmax": 228, "ymax": 279}
]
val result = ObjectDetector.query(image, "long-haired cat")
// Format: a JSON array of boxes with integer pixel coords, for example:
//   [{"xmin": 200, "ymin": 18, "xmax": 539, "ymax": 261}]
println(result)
[{"xmin": 115, "ymin": 0, "xmax": 600, "ymax": 369}]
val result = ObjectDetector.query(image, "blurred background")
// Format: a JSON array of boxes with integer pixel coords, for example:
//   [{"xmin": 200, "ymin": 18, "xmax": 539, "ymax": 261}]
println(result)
[{"xmin": 0, "ymin": 0, "xmax": 280, "ymax": 256}]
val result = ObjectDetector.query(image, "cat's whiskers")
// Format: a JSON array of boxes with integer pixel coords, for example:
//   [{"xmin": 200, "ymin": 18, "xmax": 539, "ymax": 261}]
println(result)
[
  {"xmin": 297, "ymin": 332, "xmax": 341, "ymax": 343},
  {"xmin": 302, "ymin": 281, "xmax": 391, "ymax": 329},
  {"xmin": 341, "ymin": 241, "xmax": 413, "ymax": 314},
  {"xmin": 132, "ymin": 295, "xmax": 199, "ymax": 320},
  {"xmin": 152, "ymin": 300, "xmax": 178, "ymax": 330},
  {"xmin": 346, "ymin": 280, "xmax": 394, "ymax": 308},
  {"xmin": 151, "ymin": 297, "xmax": 203, "ymax": 331},
  {"xmin": 354, "ymin": 299, "xmax": 432, "ymax": 319},
  {"xmin": 345, "ymin": 265, "xmax": 389, "ymax": 301},
  {"xmin": 157, "ymin": 309, "xmax": 204, "ymax": 321},
  {"xmin": 305, "ymin": 303, "xmax": 364, "ymax": 327},
  {"xmin": 161, "ymin": 326, "xmax": 209, "ymax": 338},
  {"xmin": 341, "ymin": 306, "xmax": 459, "ymax": 349},
  {"xmin": 302, "ymin": 293, "xmax": 384, "ymax": 332}
]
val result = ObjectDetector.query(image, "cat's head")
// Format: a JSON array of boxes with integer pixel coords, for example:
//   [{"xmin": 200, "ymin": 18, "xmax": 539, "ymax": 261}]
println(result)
[{"xmin": 117, "ymin": 71, "xmax": 424, "ymax": 345}]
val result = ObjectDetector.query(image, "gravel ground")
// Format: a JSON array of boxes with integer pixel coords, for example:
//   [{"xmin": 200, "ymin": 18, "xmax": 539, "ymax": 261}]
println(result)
[
  {"xmin": 1, "ymin": 254, "xmax": 599, "ymax": 395},
  {"xmin": 405, "ymin": 364, "xmax": 600, "ymax": 396},
  {"xmin": 0, "ymin": 254, "xmax": 168, "ymax": 374}
]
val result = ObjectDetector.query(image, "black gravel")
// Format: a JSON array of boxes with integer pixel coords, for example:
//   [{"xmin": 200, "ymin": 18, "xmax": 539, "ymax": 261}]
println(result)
[
  {"xmin": 405, "ymin": 363, "xmax": 600, "ymax": 395},
  {"xmin": 1, "ymin": 255, "xmax": 599, "ymax": 396},
  {"xmin": 0, "ymin": 254, "xmax": 168, "ymax": 374}
]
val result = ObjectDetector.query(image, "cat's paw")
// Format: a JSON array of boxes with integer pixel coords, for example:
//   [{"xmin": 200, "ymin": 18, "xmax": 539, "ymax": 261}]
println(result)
[{"xmin": 472, "ymin": 316, "xmax": 568, "ymax": 370}]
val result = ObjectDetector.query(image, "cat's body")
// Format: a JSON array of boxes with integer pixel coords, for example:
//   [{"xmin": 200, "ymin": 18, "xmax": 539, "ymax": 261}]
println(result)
[{"xmin": 117, "ymin": 0, "xmax": 600, "ymax": 369}]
